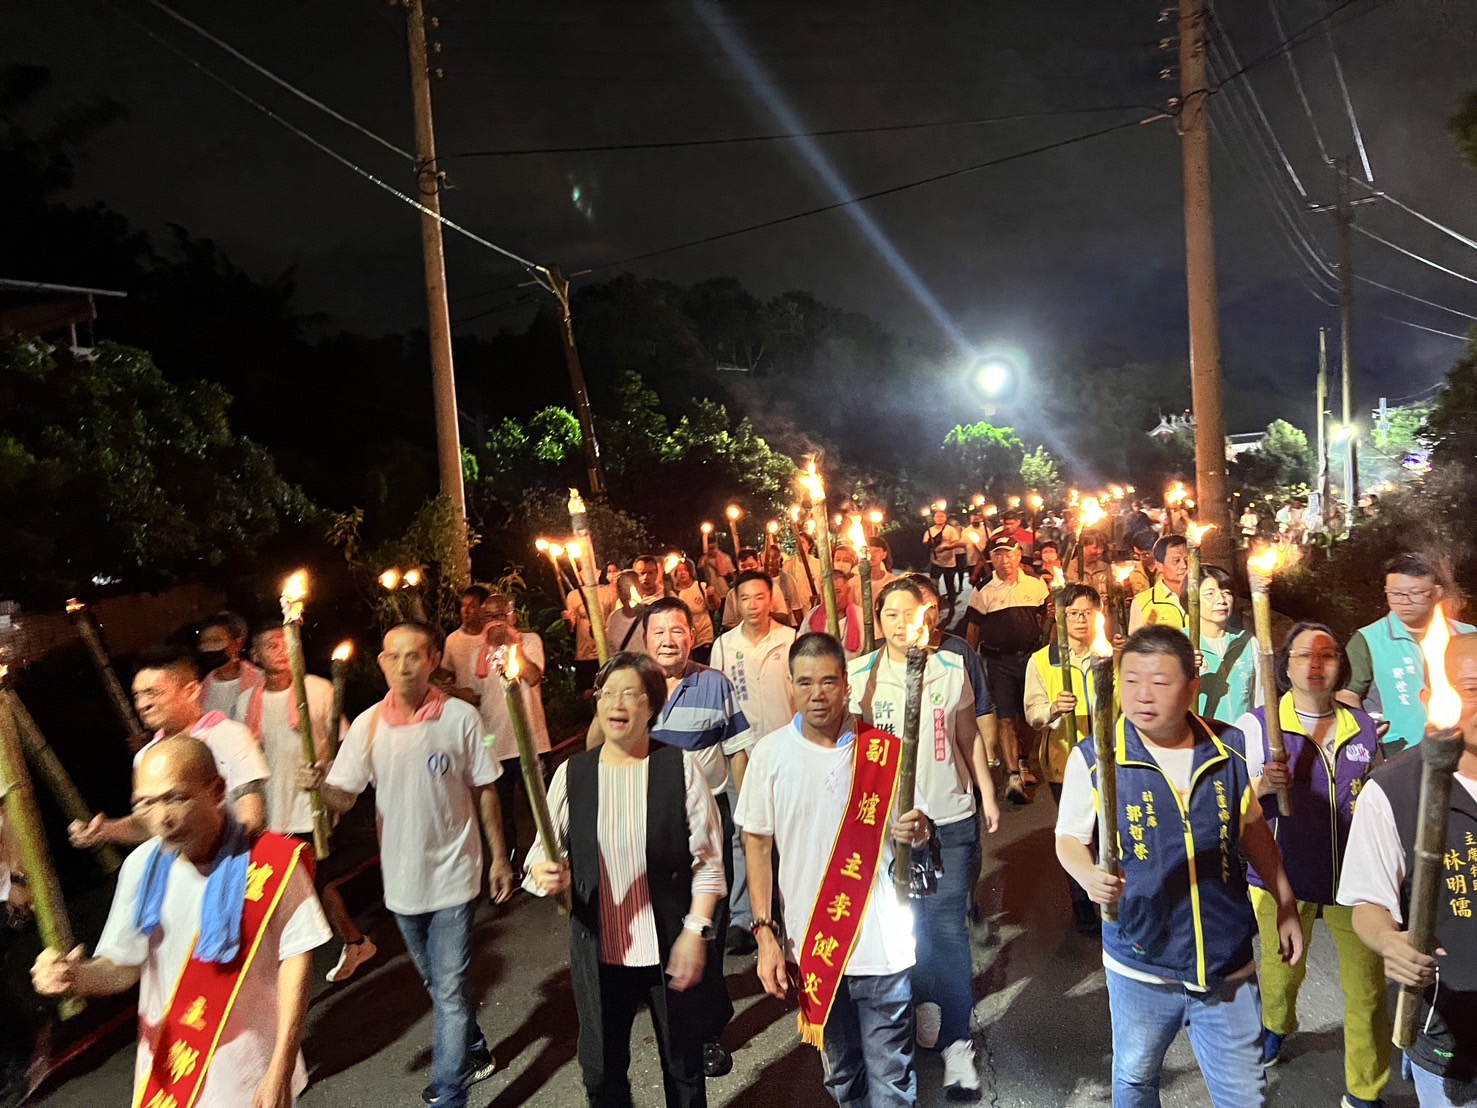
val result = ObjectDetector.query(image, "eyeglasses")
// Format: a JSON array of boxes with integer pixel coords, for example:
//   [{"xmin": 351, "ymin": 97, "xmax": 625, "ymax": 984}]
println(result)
[
  {"xmin": 1288, "ymin": 651, "xmax": 1340, "ymax": 665},
  {"xmin": 1385, "ymin": 589, "xmax": 1433, "ymax": 603},
  {"xmin": 597, "ymin": 688, "xmax": 648, "ymax": 704}
]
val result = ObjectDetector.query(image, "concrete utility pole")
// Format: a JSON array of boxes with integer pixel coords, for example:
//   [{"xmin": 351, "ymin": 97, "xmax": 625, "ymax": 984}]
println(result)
[
  {"xmin": 1177, "ymin": 0, "xmax": 1231, "ymax": 565},
  {"xmin": 1335, "ymin": 156, "xmax": 1359, "ymax": 511},
  {"xmin": 544, "ymin": 264, "xmax": 607, "ymax": 496},
  {"xmin": 1316, "ymin": 328, "xmax": 1331, "ymax": 530},
  {"xmin": 403, "ymin": 0, "xmax": 470, "ymax": 585}
]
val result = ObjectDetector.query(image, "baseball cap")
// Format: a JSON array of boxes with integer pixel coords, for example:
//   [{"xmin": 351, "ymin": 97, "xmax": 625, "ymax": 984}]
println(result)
[{"xmin": 985, "ymin": 535, "xmax": 1021, "ymax": 554}]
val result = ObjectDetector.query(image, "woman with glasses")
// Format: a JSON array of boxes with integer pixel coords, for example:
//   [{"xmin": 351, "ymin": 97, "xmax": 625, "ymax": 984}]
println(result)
[
  {"xmin": 1231, "ymin": 623, "xmax": 1391, "ymax": 1108},
  {"xmin": 526, "ymin": 652, "xmax": 730, "ymax": 1108}
]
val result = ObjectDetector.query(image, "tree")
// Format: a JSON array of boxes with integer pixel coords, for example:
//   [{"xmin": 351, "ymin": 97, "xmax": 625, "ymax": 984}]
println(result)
[
  {"xmin": 1451, "ymin": 88, "xmax": 1477, "ymax": 172},
  {"xmin": 941, "ymin": 421, "xmax": 1024, "ymax": 501},
  {"xmin": 1020, "ymin": 445, "xmax": 1064, "ymax": 500},
  {"xmin": 1423, "ymin": 339, "xmax": 1477, "ymax": 472},
  {"xmin": 1234, "ymin": 419, "xmax": 1312, "ymax": 497},
  {"xmin": 0, "ymin": 339, "xmax": 314, "ymax": 601}
]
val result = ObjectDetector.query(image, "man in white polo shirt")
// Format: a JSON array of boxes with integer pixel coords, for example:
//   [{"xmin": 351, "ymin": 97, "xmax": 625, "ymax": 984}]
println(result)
[
  {"xmin": 69, "ymin": 644, "xmax": 269, "ymax": 849},
  {"xmin": 304, "ymin": 622, "xmax": 516, "ymax": 1108}
]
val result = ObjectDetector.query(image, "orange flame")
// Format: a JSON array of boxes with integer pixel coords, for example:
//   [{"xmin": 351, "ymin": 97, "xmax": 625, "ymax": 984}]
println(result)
[
  {"xmin": 566, "ymin": 540, "xmax": 584, "ymax": 560},
  {"xmin": 281, "ymin": 570, "xmax": 308, "ymax": 624},
  {"xmin": 65, "ymin": 597, "xmax": 84, "ymax": 613},
  {"xmin": 1079, "ymin": 496, "xmax": 1106, "ymax": 528},
  {"xmin": 1248, "ymin": 546, "xmax": 1281, "ymax": 574},
  {"xmin": 505, "ymin": 642, "xmax": 521, "ymax": 681},
  {"xmin": 378, "ymin": 568, "xmax": 400, "ymax": 591},
  {"xmin": 627, "ymin": 585, "xmax": 641, "ymax": 607},
  {"xmin": 664, "ymin": 553, "xmax": 680, "ymax": 574},
  {"xmin": 1051, "ymin": 566, "xmax": 1066, "ymax": 590},
  {"xmin": 548, "ymin": 542, "xmax": 565, "ymax": 557},
  {"xmin": 1422, "ymin": 605, "xmax": 1462, "ymax": 730},
  {"xmin": 726, "ymin": 504, "xmax": 742, "ymax": 521},
  {"xmin": 905, "ymin": 602, "xmax": 933, "ymax": 649},
  {"xmin": 701, "ymin": 521, "xmax": 714, "ymax": 534},
  {"xmin": 402, "ymin": 568, "xmax": 422, "ymax": 588},
  {"xmin": 848, "ymin": 516, "xmax": 868, "ymax": 550},
  {"xmin": 767, "ymin": 520, "xmax": 780, "ymax": 535},
  {"xmin": 1090, "ymin": 612, "xmax": 1113, "ymax": 658},
  {"xmin": 1029, "ymin": 494, "xmax": 1044, "ymax": 510},
  {"xmin": 1112, "ymin": 562, "xmax": 1135, "ymax": 584},
  {"xmin": 965, "ymin": 530, "xmax": 982, "ymax": 546},
  {"xmin": 332, "ymin": 641, "xmax": 353, "ymax": 662},
  {"xmin": 984, "ymin": 504, "xmax": 998, "ymax": 517},
  {"xmin": 535, "ymin": 537, "xmax": 550, "ymax": 552},
  {"xmin": 798, "ymin": 458, "xmax": 826, "ymax": 502},
  {"xmin": 1187, "ymin": 522, "xmax": 1215, "ymax": 546},
  {"xmin": 868, "ymin": 508, "xmax": 884, "ymax": 524}
]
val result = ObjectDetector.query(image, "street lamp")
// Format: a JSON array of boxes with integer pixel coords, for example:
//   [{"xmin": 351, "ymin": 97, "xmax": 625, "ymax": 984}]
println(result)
[{"xmin": 970, "ymin": 357, "xmax": 1018, "ymax": 412}]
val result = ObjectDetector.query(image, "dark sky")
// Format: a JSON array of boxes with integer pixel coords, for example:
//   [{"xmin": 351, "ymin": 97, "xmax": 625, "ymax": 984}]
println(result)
[{"xmin": 7, "ymin": 0, "xmax": 1477, "ymax": 432}]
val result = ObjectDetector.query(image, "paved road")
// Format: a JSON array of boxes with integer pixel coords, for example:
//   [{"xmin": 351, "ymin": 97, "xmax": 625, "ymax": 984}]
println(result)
[{"xmin": 35, "ymin": 768, "xmax": 1419, "ymax": 1108}]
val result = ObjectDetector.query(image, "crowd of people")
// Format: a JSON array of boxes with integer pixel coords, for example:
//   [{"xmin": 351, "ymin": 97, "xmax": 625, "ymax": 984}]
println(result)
[{"xmin": 9, "ymin": 486, "xmax": 1477, "ymax": 1108}]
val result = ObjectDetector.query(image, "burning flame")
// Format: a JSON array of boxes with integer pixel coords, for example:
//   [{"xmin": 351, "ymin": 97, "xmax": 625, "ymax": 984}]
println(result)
[
  {"xmin": 984, "ymin": 504, "xmax": 998, "ymax": 517},
  {"xmin": 568, "ymin": 488, "xmax": 585, "ymax": 513},
  {"xmin": 848, "ymin": 516, "xmax": 868, "ymax": 550},
  {"xmin": 1009, "ymin": 496, "xmax": 1022, "ymax": 509},
  {"xmin": 767, "ymin": 520, "xmax": 780, "ymax": 535},
  {"xmin": 965, "ymin": 530, "xmax": 982, "ymax": 545},
  {"xmin": 1079, "ymin": 496, "xmax": 1106, "ymax": 528},
  {"xmin": 904, "ymin": 602, "xmax": 933, "ymax": 649},
  {"xmin": 1186, "ymin": 522, "xmax": 1215, "ymax": 547},
  {"xmin": 868, "ymin": 509, "xmax": 884, "ymax": 524},
  {"xmin": 65, "ymin": 597, "xmax": 84, "ymax": 614},
  {"xmin": 972, "ymin": 494, "xmax": 985, "ymax": 507},
  {"xmin": 799, "ymin": 459, "xmax": 826, "ymax": 502},
  {"xmin": 664, "ymin": 553, "xmax": 680, "ymax": 574},
  {"xmin": 1051, "ymin": 567, "xmax": 1066, "ymax": 590},
  {"xmin": 548, "ymin": 542, "xmax": 565, "ymax": 557},
  {"xmin": 1422, "ymin": 606, "xmax": 1463, "ymax": 730},
  {"xmin": 1112, "ymin": 562, "xmax": 1135, "ymax": 584},
  {"xmin": 0, "ymin": 663, "xmax": 7, "ymax": 681},
  {"xmin": 726, "ymin": 504, "xmax": 742, "ymax": 521},
  {"xmin": 1109, "ymin": 484, "xmax": 1125, "ymax": 499},
  {"xmin": 788, "ymin": 506, "xmax": 801, "ymax": 523},
  {"xmin": 804, "ymin": 518, "xmax": 816, "ymax": 535},
  {"xmin": 701, "ymin": 521, "xmax": 714, "ymax": 534},
  {"xmin": 627, "ymin": 585, "xmax": 641, "ymax": 608},
  {"xmin": 535, "ymin": 537, "xmax": 549, "ymax": 552},
  {"xmin": 933, "ymin": 499, "xmax": 947, "ymax": 511},
  {"xmin": 566, "ymin": 540, "xmax": 583, "ymax": 560},
  {"xmin": 281, "ymin": 570, "xmax": 308, "ymax": 623},
  {"xmin": 1029, "ymin": 494, "xmax": 1044, "ymax": 510},
  {"xmin": 1090, "ymin": 612, "xmax": 1113, "ymax": 658},
  {"xmin": 379, "ymin": 568, "xmax": 401, "ymax": 591},
  {"xmin": 505, "ymin": 643, "xmax": 521, "ymax": 681},
  {"xmin": 1248, "ymin": 546, "xmax": 1282, "ymax": 574},
  {"xmin": 402, "ymin": 568, "xmax": 422, "ymax": 588},
  {"xmin": 332, "ymin": 641, "xmax": 354, "ymax": 662}
]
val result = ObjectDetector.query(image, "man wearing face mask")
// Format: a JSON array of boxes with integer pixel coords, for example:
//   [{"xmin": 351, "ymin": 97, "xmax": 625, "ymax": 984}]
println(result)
[
  {"xmin": 69, "ymin": 645, "xmax": 270, "ymax": 848},
  {"xmin": 197, "ymin": 612, "xmax": 265, "ymax": 720}
]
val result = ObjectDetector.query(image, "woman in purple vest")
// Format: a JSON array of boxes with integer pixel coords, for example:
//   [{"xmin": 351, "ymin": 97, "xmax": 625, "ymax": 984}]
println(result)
[{"xmin": 1233, "ymin": 622, "xmax": 1391, "ymax": 1108}]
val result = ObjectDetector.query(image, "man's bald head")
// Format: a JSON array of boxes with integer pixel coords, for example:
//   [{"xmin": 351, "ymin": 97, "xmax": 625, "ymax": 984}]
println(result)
[
  {"xmin": 138, "ymin": 734, "xmax": 221, "ymax": 790},
  {"xmin": 133, "ymin": 735, "xmax": 226, "ymax": 860}
]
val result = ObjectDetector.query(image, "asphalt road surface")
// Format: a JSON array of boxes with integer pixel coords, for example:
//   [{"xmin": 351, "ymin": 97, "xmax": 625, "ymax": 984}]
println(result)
[{"xmin": 33, "ymin": 766, "xmax": 1420, "ymax": 1108}]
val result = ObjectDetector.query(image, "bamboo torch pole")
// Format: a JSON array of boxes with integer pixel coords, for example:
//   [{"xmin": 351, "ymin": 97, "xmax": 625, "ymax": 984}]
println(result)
[
  {"xmin": 568, "ymin": 490, "xmax": 611, "ymax": 666},
  {"xmin": 65, "ymin": 599, "xmax": 143, "ymax": 747},
  {"xmin": 1249, "ymin": 547, "xmax": 1292, "ymax": 817},
  {"xmin": 327, "ymin": 642, "xmax": 352, "ymax": 760},
  {"xmin": 280, "ymin": 572, "xmax": 331, "ymax": 859},
  {"xmin": 893, "ymin": 604, "xmax": 931, "ymax": 889},
  {"xmin": 799, "ymin": 460, "xmax": 840, "ymax": 638},
  {"xmin": 1393, "ymin": 610, "xmax": 1464, "ymax": 1048},
  {"xmin": 849, "ymin": 517, "xmax": 877, "ymax": 654},
  {"xmin": 503, "ymin": 644, "xmax": 570, "ymax": 913},
  {"xmin": 0, "ymin": 665, "xmax": 83, "ymax": 1019},
  {"xmin": 1186, "ymin": 523, "xmax": 1214, "ymax": 654},
  {"xmin": 1090, "ymin": 613, "xmax": 1120, "ymax": 922}
]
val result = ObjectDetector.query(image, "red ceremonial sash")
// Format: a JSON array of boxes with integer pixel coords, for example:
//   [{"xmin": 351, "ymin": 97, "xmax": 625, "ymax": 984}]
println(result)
[
  {"xmin": 134, "ymin": 833, "xmax": 304, "ymax": 1108},
  {"xmin": 793, "ymin": 723, "xmax": 903, "ymax": 1050}
]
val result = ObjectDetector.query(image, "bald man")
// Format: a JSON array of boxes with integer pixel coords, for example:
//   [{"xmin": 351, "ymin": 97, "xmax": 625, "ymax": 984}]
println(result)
[
  {"xmin": 1339, "ymin": 633, "xmax": 1477, "ymax": 1104},
  {"xmin": 34, "ymin": 737, "xmax": 329, "ymax": 1108}
]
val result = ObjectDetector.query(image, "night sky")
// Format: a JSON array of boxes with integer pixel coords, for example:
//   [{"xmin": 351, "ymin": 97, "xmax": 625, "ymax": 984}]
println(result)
[{"xmin": 7, "ymin": 0, "xmax": 1476, "ymax": 432}]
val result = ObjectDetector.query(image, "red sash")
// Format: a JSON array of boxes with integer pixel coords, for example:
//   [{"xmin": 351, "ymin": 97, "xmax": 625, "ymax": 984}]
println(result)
[
  {"xmin": 793, "ymin": 723, "xmax": 903, "ymax": 1050},
  {"xmin": 134, "ymin": 833, "xmax": 304, "ymax": 1108}
]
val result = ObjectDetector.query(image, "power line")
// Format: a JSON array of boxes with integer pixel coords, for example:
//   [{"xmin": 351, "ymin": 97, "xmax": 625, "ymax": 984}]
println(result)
[
  {"xmin": 1211, "ymin": 0, "xmax": 1392, "ymax": 89},
  {"xmin": 1205, "ymin": 16, "xmax": 1307, "ymax": 197},
  {"xmin": 1356, "ymin": 275, "xmax": 1477, "ymax": 321},
  {"xmin": 144, "ymin": 0, "xmax": 415, "ymax": 165},
  {"xmin": 442, "ymin": 104, "xmax": 1151, "ymax": 158},
  {"xmin": 1323, "ymin": 26, "xmax": 1374, "ymax": 183},
  {"xmin": 1349, "ymin": 180, "xmax": 1477, "ymax": 253},
  {"xmin": 1263, "ymin": 0, "xmax": 1331, "ymax": 164},
  {"xmin": 1376, "ymin": 314, "xmax": 1470, "ymax": 341},
  {"xmin": 583, "ymin": 116, "xmax": 1152, "ymax": 274},
  {"xmin": 1352, "ymin": 224, "xmax": 1477, "ymax": 287}
]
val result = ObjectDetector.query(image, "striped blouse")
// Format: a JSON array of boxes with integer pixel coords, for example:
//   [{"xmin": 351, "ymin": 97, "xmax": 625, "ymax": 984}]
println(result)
[{"xmin": 526, "ymin": 750, "xmax": 727, "ymax": 967}]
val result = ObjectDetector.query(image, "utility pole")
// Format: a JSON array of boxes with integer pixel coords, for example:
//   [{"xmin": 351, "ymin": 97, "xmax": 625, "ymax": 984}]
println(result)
[
  {"xmin": 1315, "ymin": 328, "xmax": 1331, "ymax": 531},
  {"xmin": 1335, "ymin": 156, "xmax": 1359, "ymax": 513},
  {"xmin": 403, "ymin": 0, "xmax": 470, "ymax": 585},
  {"xmin": 544, "ymin": 265, "xmax": 607, "ymax": 496},
  {"xmin": 1177, "ymin": 0, "xmax": 1231, "ymax": 565}
]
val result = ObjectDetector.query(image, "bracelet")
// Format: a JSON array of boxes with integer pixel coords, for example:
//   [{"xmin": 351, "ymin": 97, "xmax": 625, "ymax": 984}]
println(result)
[{"xmin": 749, "ymin": 917, "xmax": 782, "ymax": 940}]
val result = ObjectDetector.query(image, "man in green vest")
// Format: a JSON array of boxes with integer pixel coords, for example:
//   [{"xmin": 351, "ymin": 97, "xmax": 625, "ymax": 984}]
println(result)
[{"xmin": 1339, "ymin": 553, "xmax": 1474, "ymax": 755}]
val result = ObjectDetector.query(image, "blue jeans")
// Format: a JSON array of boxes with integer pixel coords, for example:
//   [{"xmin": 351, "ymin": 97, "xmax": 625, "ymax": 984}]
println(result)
[
  {"xmin": 395, "ymin": 899, "xmax": 488, "ymax": 1108},
  {"xmin": 1107, "ymin": 970, "xmax": 1266, "ymax": 1108},
  {"xmin": 1407, "ymin": 1054, "xmax": 1477, "ymax": 1107},
  {"xmin": 820, "ymin": 970, "xmax": 917, "ymax": 1107},
  {"xmin": 724, "ymin": 772, "xmax": 750, "ymax": 929},
  {"xmin": 913, "ymin": 815, "xmax": 979, "ymax": 1045}
]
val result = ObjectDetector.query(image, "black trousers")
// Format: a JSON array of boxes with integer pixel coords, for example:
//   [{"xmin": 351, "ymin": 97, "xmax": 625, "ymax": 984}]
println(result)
[
  {"xmin": 495, "ymin": 755, "xmax": 549, "ymax": 865},
  {"xmin": 581, "ymin": 963, "xmax": 707, "ymax": 1108},
  {"xmin": 713, "ymin": 789, "xmax": 734, "ymax": 942},
  {"xmin": 1048, "ymin": 783, "xmax": 1091, "ymax": 907}
]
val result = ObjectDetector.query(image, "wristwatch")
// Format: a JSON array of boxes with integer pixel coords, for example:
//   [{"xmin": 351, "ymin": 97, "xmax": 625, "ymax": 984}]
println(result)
[{"xmin": 681, "ymin": 914, "xmax": 715, "ymax": 941}]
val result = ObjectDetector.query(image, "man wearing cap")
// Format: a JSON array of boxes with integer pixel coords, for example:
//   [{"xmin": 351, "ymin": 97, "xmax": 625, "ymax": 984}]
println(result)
[{"xmin": 966, "ymin": 535, "xmax": 1050, "ymax": 804}]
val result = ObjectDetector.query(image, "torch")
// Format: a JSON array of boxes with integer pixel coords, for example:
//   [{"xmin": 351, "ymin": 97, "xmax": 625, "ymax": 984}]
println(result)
[
  {"xmin": 65, "ymin": 598, "xmax": 144, "ymax": 748},
  {"xmin": 378, "ymin": 568, "xmax": 406, "ymax": 623},
  {"xmin": 1090, "ymin": 613, "xmax": 1120, "ymax": 922},
  {"xmin": 787, "ymin": 505, "xmax": 820, "ymax": 606},
  {"xmin": 1249, "ymin": 546, "xmax": 1292, "ymax": 817},
  {"xmin": 848, "ymin": 517, "xmax": 877, "ymax": 653},
  {"xmin": 400, "ymin": 568, "xmax": 430, "ymax": 623},
  {"xmin": 1185, "ymin": 523, "xmax": 1215, "ymax": 653},
  {"xmin": 726, "ymin": 504, "xmax": 743, "ymax": 565},
  {"xmin": 766, "ymin": 520, "xmax": 780, "ymax": 551},
  {"xmin": 280, "ymin": 572, "xmax": 331, "ymax": 859},
  {"xmin": 503, "ymin": 644, "xmax": 570, "ymax": 913},
  {"xmin": 328, "ymin": 641, "xmax": 352, "ymax": 759},
  {"xmin": 536, "ymin": 538, "xmax": 570, "ymax": 594},
  {"xmin": 1052, "ymin": 568, "xmax": 1073, "ymax": 687},
  {"xmin": 1110, "ymin": 562, "xmax": 1135, "ymax": 643},
  {"xmin": 568, "ymin": 490, "xmax": 611, "ymax": 666},
  {"xmin": 1074, "ymin": 496, "xmax": 1106, "ymax": 578},
  {"xmin": 894, "ymin": 603, "xmax": 932, "ymax": 889},
  {"xmin": 700, "ymin": 521, "xmax": 713, "ymax": 555},
  {"xmin": 799, "ymin": 459, "xmax": 841, "ymax": 639},
  {"xmin": 868, "ymin": 508, "xmax": 884, "ymax": 538},
  {"xmin": 0, "ymin": 664, "xmax": 84, "ymax": 1019},
  {"xmin": 1393, "ymin": 608, "xmax": 1465, "ymax": 1048}
]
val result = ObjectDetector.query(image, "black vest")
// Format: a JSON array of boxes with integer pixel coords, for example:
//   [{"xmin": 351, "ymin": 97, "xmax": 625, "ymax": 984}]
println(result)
[
  {"xmin": 565, "ymin": 746, "xmax": 731, "ymax": 1057},
  {"xmin": 1379, "ymin": 748, "xmax": 1477, "ymax": 1081}
]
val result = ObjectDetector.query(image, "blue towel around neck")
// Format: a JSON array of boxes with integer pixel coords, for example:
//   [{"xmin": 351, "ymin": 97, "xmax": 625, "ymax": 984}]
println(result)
[{"xmin": 133, "ymin": 813, "xmax": 252, "ymax": 964}]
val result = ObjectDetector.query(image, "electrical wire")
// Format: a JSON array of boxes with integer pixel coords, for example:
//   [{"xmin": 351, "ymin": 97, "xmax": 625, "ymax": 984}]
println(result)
[
  {"xmin": 442, "ymin": 104, "xmax": 1152, "ymax": 158},
  {"xmin": 1264, "ymin": 0, "xmax": 1331, "ymax": 164},
  {"xmin": 1356, "ymin": 276, "xmax": 1477, "ymax": 321},
  {"xmin": 1375, "ymin": 314, "xmax": 1469, "ymax": 341},
  {"xmin": 1352, "ymin": 225, "xmax": 1477, "ymax": 287},
  {"xmin": 144, "ymin": 0, "xmax": 415, "ymax": 165},
  {"xmin": 1212, "ymin": 0, "xmax": 1392, "ymax": 89},
  {"xmin": 1323, "ymin": 26, "xmax": 1374, "ymax": 183},
  {"xmin": 1349, "ymin": 180, "xmax": 1477, "ymax": 253},
  {"xmin": 1207, "ymin": 12, "xmax": 1307, "ymax": 197},
  {"xmin": 582, "ymin": 116, "xmax": 1152, "ymax": 274}
]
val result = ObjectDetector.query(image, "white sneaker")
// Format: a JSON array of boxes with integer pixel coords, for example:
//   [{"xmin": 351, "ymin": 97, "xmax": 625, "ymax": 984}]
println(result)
[
  {"xmin": 326, "ymin": 936, "xmax": 378, "ymax": 983},
  {"xmin": 915, "ymin": 1001, "xmax": 942, "ymax": 1049},
  {"xmin": 942, "ymin": 1038, "xmax": 981, "ymax": 1098}
]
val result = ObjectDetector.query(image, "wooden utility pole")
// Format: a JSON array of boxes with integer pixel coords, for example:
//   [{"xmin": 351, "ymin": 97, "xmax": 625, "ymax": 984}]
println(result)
[
  {"xmin": 545, "ymin": 265, "xmax": 607, "ymax": 496},
  {"xmin": 1316, "ymin": 328, "xmax": 1332, "ymax": 531},
  {"xmin": 1177, "ymin": 0, "xmax": 1231, "ymax": 565},
  {"xmin": 1335, "ymin": 157, "xmax": 1359, "ymax": 510},
  {"xmin": 403, "ymin": 0, "xmax": 469, "ymax": 585}
]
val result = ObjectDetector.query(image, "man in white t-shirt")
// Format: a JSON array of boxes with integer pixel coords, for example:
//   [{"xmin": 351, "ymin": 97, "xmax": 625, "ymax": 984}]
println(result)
[
  {"xmin": 924, "ymin": 509, "xmax": 966, "ymax": 606},
  {"xmin": 197, "ymin": 611, "xmax": 265, "ymax": 719},
  {"xmin": 239, "ymin": 627, "xmax": 376, "ymax": 984},
  {"xmin": 34, "ymin": 736, "xmax": 330, "ymax": 1108},
  {"xmin": 739, "ymin": 631, "xmax": 924, "ymax": 1106},
  {"xmin": 440, "ymin": 584, "xmax": 491, "ymax": 705},
  {"xmin": 70, "ymin": 645, "xmax": 270, "ymax": 850},
  {"xmin": 304, "ymin": 623, "xmax": 515, "ymax": 1108},
  {"xmin": 710, "ymin": 569, "xmax": 797, "ymax": 952}
]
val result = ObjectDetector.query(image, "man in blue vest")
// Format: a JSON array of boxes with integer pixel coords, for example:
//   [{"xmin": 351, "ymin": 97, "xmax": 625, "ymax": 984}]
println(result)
[
  {"xmin": 1339, "ymin": 552, "xmax": 1475, "ymax": 756},
  {"xmin": 1055, "ymin": 626, "xmax": 1304, "ymax": 1107}
]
